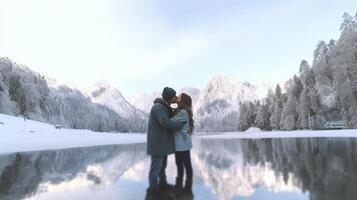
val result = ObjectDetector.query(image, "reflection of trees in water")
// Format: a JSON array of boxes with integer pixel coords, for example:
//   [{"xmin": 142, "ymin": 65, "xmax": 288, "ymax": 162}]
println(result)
[
  {"xmin": 195, "ymin": 138, "xmax": 357, "ymax": 200},
  {"xmin": 1, "ymin": 138, "xmax": 355, "ymax": 200},
  {"xmin": 0, "ymin": 143, "xmax": 146, "ymax": 200},
  {"xmin": 0, "ymin": 153, "xmax": 42, "ymax": 200},
  {"xmin": 240, "ymin": 138, "xmax": 357, "ymax": 200},
  {"xmin": 192, "ymin": 139, "xmax": 300, "ymax": 200}
]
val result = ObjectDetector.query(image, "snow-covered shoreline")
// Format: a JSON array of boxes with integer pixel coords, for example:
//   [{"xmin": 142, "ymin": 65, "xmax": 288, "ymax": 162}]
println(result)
[
  {"xmin": 0, "ymin": 114, "xmax": 146, "ymax": 155},
  {"xmin": 0, "ymin": 132, "xmax": 146, "ymax": 155},
  {"xmin": 2, "ymin": 114, "xmax": 357, "ymax": 155},
  {"xmin": 199, "ymin": 129, "xmax": 357, "ymax": 139}
]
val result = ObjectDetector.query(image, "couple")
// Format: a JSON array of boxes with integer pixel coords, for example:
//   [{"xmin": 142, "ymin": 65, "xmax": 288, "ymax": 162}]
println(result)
[{"xmin": 146, "ymin": 87, "xmax": 194, "ymax": 199}]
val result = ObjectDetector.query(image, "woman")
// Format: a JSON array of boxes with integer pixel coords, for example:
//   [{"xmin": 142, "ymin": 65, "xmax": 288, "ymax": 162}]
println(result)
[{"xmin": 171, "ymin": 93, "xmax": 194, "ymax": 194}]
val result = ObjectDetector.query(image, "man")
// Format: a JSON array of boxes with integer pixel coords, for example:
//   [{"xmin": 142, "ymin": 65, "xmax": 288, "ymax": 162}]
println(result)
[{"xmin": 146, "ymin": 87, "xmax": 185, "ymax": 199}]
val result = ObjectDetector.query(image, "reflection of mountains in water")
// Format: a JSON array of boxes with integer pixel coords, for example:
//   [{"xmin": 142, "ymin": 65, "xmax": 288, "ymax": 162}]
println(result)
[
  {"xmin": 0, "ymin": 143, "xmax": 146, "ymax": 200},
  {"xmin": 195, "ymin": 138, "xmax": 357, "ymax": 200}
]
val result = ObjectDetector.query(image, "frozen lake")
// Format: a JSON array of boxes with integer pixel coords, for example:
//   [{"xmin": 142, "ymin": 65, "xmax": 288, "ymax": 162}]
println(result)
[{"xmin": 0, "ymin": 137, "xmax": 356, "ymax": 200}]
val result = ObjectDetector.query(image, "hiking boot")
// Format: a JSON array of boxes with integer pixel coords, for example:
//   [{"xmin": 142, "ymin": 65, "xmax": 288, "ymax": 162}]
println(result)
[
  {"xmin": 159, "ymin": 182, "xmax": 176, "ymax": 191},
  {"xmin": 184, "ymin": 179, "xmax": 193, "ymax": 192},
  {"xmin": 172, "ymin": 188, "xmax": 194, "ymax": 200},
  {"xmin": 175, "ymin": 178, "xmax": 183, "ymax": 189},
  {"xmin": 170, "ymin": 178, "xmax": 184, "ymax": 195},
  {"xmin": 146, "ymin": 187, "xmax": 173, "ymax": 200}
]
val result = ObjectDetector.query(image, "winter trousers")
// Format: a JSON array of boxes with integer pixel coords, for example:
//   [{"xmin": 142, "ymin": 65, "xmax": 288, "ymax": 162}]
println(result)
[
  {"xmin": 148, "ymin": 155, "xmax": 168, "ymax": 188},
  {"xmin": 175, "ymin": 150, "xmax": 193, "ymax": 183}
]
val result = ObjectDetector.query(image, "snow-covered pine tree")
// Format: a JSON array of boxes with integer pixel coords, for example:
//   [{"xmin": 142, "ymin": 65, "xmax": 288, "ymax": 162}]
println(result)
[
  {"xmin": 340, "ymin": 12, "xmax": 357, "ymax": 33},
  {"xmin": 270, "ymin": 84, "xmax": 283, "ymax": 130},
  {"xmin": 298, "ymin": 88, "xmax": 310, "ymax": 129},
  {"xmin": 313, "ymin": 40, "xmax": 335, "ymax": 110},
  {"xmin": 255, "ymin": 103, "xmax": 270, "ymax": 130},
  {"xmin": 298, "ymin": 60, "xmax": 315, "ymax": 129},
  {"xmin": 280, "ymin": 76, "xmax": 302, "ymax": 130},
  {"xmin": 330, "ymin": 12, "xmax": 357, "ymax": 128},
  {"xmin": 280, "ymin": 94, "xmax": 297, "ymax": 130},
  {"xmin": 0, "ymin": 61, "xmax": 14, "ymax": 114},
  {"xmin": 238, "ymin": 103, "xmax": 249, "ymax": 131},
  {"xmin": 238, "ymin": 102, "xmax": 256, "ymax": 131},
  {"xmin": 8, "ymin": 73, "xmax": 27, "ymax": 115}
]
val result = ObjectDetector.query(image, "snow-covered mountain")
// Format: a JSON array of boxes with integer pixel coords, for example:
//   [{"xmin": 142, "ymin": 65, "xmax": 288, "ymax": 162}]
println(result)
[
  {"xmin": 128, "ymin": 91, "xmax": 162, "ymax": 114},
  {"xmin": 255, "ymin": 81, "xmax": 275, "ymax": 99},
  {"xmin": 85, "ymin": 80, "xmax": 147, "ymax": 120},
  {"xmin": 180, "ymin": 87, "xmax": 200, "ymax": 105},
  {"xmin": 128, "ymin": 75, "xmax": 269, "ymax": 132},
  {"xmin": 194, "ymin": 75, "xmax": 260, "ymax": 131},
  {"xmin": 129, "ymin": 87, "xmax": 201, "ymax": 113}
]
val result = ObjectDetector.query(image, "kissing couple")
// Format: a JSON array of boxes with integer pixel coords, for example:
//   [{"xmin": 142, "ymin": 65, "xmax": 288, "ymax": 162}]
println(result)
[{"xmin": 146, "ymin": 87, "xmax": 194, "ymax": 200}]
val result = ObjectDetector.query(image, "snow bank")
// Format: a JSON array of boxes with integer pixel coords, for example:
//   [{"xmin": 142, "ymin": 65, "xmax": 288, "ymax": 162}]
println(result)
[
  {"xmin": 200, "ymin": 129, "xmax": 357, "ymax": 139},
  {"xmin": 0, "ymin": 114, "xmax": 146, "ymax": 155},
  {"xmin": 245, "ymin": 127, "xmax": 262, "ymax": 133}
]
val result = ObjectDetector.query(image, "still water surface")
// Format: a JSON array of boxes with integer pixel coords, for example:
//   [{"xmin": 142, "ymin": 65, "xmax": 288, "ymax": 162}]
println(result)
[{"xmin": 1, "ymin": 138, "xmax": 356, "ymax": 200}]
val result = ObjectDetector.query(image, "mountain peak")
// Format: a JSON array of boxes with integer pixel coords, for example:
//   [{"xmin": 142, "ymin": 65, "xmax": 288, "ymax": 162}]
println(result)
[
  {"xmin": 77, "ymin": 80, "xmax": 146, "ymax": 120},
  {"xmin": 209, "ymin": 75, "xmax": 242, "ymax": 84},
  {"xmin": 92, "ymin": 80, "xmax": 113, "ymax": 89}
]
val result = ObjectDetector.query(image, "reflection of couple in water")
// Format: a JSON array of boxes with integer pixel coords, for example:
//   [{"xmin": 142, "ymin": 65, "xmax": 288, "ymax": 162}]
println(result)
[{"xmin": 145, "ymin": 87, "xmax": 194, "ymax": 200}]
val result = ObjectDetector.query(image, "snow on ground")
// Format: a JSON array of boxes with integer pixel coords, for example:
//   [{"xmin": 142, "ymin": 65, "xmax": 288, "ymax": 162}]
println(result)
[
  {"xmin": 245, "ymin": 127, "xmax": 262, "ymax": 133},
  {"xmin": 0, "ymin": 114, "xmax": 146, "ymax": 155},
  {"xmin": 200, "ymin": 129, "xmax": 357, "ymax": 139},
  {"xmin": 2, "ymin": 114, "xmax": 357, "ymax": 155}
]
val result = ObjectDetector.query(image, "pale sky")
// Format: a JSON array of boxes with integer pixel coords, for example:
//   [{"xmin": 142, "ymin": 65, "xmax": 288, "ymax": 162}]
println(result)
[{"xmin": 0, "ymin": 0, "xmax": 356, "ymax": 97}]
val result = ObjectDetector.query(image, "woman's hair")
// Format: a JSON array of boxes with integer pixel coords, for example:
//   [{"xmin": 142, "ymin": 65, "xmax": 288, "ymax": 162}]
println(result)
[{"xmin": 177, "ymin": 93, "xmax": 195, "ymax": 133}]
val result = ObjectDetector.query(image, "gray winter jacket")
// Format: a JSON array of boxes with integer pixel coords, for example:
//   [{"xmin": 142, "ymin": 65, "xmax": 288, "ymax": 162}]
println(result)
[
  {"xmin": 172, "ymin": 109, "xmax": 193, "ymax": 152},
  {"xmin": 146, "ymin": 99, "xmax": 184, "ymax": 156}
]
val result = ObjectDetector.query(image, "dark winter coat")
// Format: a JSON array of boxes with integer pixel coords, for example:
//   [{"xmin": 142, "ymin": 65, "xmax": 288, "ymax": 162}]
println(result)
[{"xmin": 146, "ymin": 98, "xmax": 184, "ymax": 156}]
